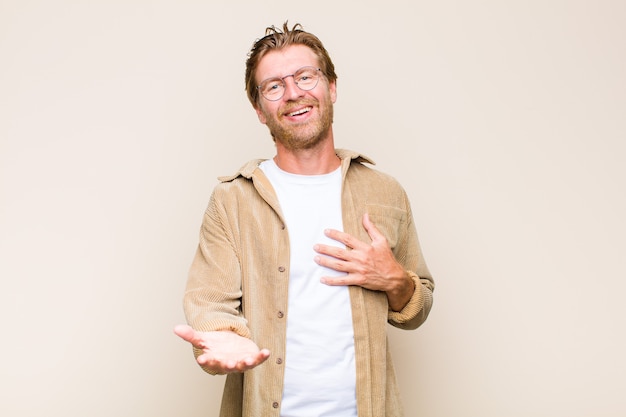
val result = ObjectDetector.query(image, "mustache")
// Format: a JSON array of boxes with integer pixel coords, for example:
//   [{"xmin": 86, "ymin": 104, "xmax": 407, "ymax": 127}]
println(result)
[{"xmin": 280, "ymin": 99, "xmax": 318, "ymax": 114}]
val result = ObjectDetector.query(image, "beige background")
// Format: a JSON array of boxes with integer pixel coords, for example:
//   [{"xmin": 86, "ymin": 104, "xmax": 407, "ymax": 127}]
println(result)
[{"xmin": 1, "ymin": 1, "xmax": 625, "ymax": 416}]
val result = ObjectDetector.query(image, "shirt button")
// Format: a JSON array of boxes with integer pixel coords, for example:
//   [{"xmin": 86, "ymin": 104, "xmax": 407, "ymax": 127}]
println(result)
[
  {"xmin": 272, "ymin": 401, "xmax": 279, "ymax": 408},
  {"xmin": 276, "ymin": 357, "xmax": 283, "ymax": 364},
  {"xmin": 277, "ymin": 311, "xmax": 284, "ymax": 318},
  {"xmin": 278, "ymin": 266, "xmax": 285, "ymax": 272}
]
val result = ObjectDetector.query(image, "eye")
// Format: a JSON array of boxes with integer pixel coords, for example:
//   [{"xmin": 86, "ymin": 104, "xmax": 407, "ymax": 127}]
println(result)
[
  {"xmin": 262, "ymin": 79, "xmax": 283, "ymax": 93},
  {"xmin": 295, "ymin": 68, "xmax": 318, "ymax": 85}
]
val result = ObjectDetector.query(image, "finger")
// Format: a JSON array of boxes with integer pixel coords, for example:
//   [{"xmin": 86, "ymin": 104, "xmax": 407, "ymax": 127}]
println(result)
[
  {"xmin": 173, "ymin": 324, "xmax": 198, "ymax": 344},
  {"xmin": 323, "ymin": 228, "xmax": 366, "ymax": 250},
  {"xmin": 321, "ymin": 274, "xmax": 363, "ymax": 287},
  {"xmin": 362, "ymin": 213, "xmax": 385, "ymax": 242},
  {"xmin": 323, "ymin": 228, "xmax": 349, "ymax": 245},
  {"xmin": 320, "ymin": 275, "xmax": 346, "ymax": 286},
  {"xmin": 314, "ymin": 243, "xmax": 349, "ymax": 260},
  {"xmin": 197, "ymin": 352, "xmax": 239, "ymax": 374},
  {"xmin": 236, "ymin": 352, "xmax": 268, "ymax": 372},
  {"xmin": 255, "ymin": 351, "xmax": 271, "ymax": 366},
  {"xmin": 204, "ymin": 350, "xmax": 270, "ymax": 374},
  {"xmin": 197, "ymin": 351, "xmax": 236, "ymax": 375},
  {"xmin": 174, "ymin": 325, "xmax": 212, "ymax": 351},
  {"xmin": 240, "ymin": 350, "xmax": 270, "ymax": 369},
  {"xmin": 314, "ymin": 254, "xmax": 351, "ymax": 272},
  {"xmin": 197, "ymin": 351, "xmax": 219, "ymax": 366}
]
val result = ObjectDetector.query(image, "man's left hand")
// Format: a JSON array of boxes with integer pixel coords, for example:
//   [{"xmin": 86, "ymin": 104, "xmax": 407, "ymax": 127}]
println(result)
[{"xmin": 313, "ymin": 213, "xmax": 415, "ymax": 311}]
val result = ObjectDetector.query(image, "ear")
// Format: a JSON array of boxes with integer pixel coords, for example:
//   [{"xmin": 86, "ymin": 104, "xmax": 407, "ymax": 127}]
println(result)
[
  {"xmin": 329, "ymin": 81, "xmax": 337, "ymax": 103},
  {"xmin": 255, "ymin": 105, "xmax": 267, "ymax": 124}
]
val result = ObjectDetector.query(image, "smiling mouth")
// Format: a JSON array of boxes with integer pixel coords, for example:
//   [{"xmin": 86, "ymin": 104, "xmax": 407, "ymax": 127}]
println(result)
[{"xmin": 286, "ymin": 107, "xmax": 312, "ymax": 117}]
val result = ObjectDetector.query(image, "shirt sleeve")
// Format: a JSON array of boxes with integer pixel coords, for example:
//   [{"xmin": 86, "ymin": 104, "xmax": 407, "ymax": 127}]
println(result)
[
  {"xmin": 388, "ymin": 270, "xmax": 434, "ymax": 330},
  {"xmin": 183, "ymin": 191, "xmax": 252, "ymax": 373},
  {"xmin": 385, "ymin": 186, "xmax": 435, "ymax": 330}
]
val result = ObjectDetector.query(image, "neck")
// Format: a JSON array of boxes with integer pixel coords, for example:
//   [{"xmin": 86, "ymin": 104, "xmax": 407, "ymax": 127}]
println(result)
[{"xmin": 273, "ymin": 138, "xmax": 340, "ymax": 175}]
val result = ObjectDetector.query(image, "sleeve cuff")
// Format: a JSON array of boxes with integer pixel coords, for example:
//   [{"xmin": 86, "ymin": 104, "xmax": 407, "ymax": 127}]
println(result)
[{"xmin": 387, "ymin": 271, "xmax": 424, "ymax": 324}]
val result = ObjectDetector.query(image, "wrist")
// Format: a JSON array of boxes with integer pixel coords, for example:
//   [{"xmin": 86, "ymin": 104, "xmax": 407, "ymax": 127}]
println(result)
[{"xmin": 387, "ymin": 271, "xmax": 415, "ymax": 312}]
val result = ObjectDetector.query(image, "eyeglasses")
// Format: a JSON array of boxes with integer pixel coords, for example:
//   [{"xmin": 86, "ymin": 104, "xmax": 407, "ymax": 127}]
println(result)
[{"xmin": 257, "ymin": 66, "xmax": 322, "ymax": 101}]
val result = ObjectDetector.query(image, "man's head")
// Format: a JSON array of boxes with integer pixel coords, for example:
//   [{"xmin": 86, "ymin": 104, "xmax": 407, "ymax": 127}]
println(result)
[
  {"xmin": 245, "ymin": 22, "xmax": 337, "ymax": 107},
  {"xmin": 245, "ymin": 23, "xmax": 339, "ymax": 151}
]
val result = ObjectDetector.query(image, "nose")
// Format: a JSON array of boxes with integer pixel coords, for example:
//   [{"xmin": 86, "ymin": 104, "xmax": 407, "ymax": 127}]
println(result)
[{"xmin": 282, "ymin": 75, "xmax": 304, "ymax": 101}]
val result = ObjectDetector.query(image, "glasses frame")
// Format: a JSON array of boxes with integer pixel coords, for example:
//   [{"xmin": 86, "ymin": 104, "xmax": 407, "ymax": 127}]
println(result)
[{"xmin": 257, "ymin": 66, "xmax": 322, "ymax": 101}]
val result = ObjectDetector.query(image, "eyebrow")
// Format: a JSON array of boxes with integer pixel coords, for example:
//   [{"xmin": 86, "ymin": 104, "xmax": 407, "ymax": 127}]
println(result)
[{"xmin": 259, "ymin": 64, "xmax": 318, "ymax": 80}]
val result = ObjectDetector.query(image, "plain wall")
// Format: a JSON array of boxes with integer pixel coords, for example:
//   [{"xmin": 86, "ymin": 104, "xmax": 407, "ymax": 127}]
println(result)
[{"xmin": 1, "ymin": 1, "xmax": 625, "ymax": 416}]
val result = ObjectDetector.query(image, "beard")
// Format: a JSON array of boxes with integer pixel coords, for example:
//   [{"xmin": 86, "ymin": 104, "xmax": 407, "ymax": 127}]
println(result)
[{"xmin": 263, "ymin": 97, "xmax": 334, "ymax": 151}]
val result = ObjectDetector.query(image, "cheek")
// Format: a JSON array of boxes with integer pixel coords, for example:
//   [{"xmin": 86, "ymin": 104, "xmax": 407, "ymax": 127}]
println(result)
[{"xmin": 255, "ymin": 107, "xmax": 268, "ymax": 124}]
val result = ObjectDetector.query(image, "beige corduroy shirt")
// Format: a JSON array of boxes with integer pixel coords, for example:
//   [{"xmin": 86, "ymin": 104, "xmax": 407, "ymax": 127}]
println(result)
[{"xmin": 183, "ymin": 149, "xmax": 434, "ymax": 417}]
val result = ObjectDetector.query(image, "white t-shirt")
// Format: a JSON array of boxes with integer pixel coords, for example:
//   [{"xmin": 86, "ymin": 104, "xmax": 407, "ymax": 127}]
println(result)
[{"xmin": 260, "ymin": 160, "xmax": 357, "ymax": 417}]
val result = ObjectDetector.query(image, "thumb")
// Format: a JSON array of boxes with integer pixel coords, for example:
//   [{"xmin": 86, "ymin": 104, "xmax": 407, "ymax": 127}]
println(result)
[
  {"xmin": 173, "ymin": 324, "xmax": 196, "ymax": 343},
  {"xmin": 362, "ymin": 213, "xmax": 383, "ymax": 242}
]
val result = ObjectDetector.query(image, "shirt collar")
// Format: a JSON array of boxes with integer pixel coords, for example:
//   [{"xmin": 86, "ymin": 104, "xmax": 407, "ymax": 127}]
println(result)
[{"xmin": 218, "ymin": 149, "xmax": 375, "ymax": 183}]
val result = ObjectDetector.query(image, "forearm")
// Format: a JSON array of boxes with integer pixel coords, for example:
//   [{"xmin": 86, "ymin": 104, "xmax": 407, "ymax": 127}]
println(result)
[
  {"xmin": 184, "ymin": 197, "xmax": 250, "ymax": 338},
  {"xmin": 184, "ymin": 246, "xmax": 250, "ymax": 338}
]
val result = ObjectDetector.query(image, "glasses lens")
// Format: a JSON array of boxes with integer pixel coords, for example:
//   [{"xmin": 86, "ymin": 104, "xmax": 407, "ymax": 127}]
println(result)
[
  {"xmin": 260, "ymin": 79, "xmax": 284, "ymax": 101},
  {"xmin": 258, "ymin": 67, "xmax": 321, "ymax": 101},
  {"xmin": 294, "ymin": 67, "xmax": 319, "ymax": 91}
]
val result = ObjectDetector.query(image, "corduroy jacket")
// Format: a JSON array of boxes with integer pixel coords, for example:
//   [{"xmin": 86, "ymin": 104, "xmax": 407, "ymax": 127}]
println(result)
[{"xmin": 183, "ymin": 149, "xmax": 434, "ymax": 417}]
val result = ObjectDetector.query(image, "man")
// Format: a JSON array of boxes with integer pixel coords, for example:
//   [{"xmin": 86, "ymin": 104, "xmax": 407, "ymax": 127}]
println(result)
[{"xmin": 174, "ymin": 22, "xmax": 434, "ymax": 417}]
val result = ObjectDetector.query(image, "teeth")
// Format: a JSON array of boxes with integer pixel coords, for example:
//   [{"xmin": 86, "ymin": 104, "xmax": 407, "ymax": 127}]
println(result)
[{"xmin": 288, "ymin": 107, "xmax": 311, "ymax": 117}]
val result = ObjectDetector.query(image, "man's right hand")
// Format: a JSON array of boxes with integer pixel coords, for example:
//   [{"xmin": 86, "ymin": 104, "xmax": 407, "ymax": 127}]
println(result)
[{"xmin": 174, "ymin": 324, "xmax": 270, "ymax": 374}]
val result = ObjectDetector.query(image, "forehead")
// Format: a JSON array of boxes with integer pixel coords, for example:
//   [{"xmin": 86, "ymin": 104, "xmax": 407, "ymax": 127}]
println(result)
[{"xmin": 256, "ymin": 45, "xmax": 319, "ymax": 81}]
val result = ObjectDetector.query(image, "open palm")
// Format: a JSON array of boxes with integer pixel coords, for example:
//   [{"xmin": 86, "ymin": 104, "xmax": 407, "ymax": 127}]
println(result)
[{"xmin": 174, "ymin": 324, "xmax": 270, "ymax": 374}]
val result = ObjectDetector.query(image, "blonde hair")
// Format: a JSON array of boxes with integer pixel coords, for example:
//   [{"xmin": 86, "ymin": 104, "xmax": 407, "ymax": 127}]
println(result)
[{"xmin": 244, "ymin": 22, "xmax": 337, "ymax": 106}]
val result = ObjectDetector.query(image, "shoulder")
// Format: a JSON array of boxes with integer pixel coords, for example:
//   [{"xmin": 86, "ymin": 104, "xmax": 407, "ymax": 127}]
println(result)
[
  {"xmin": 337, "ymin": 148, "xmax": 401, "ymax": 185},
  {"xmin": 346, "ymin": 158, "xmax": 406, "ymax": 194},
  {"xmin": 208, "ymin": 159, "xmax": 277, "ymax": 211},
  {"xmin": 340, "ymin": 150, "xmax": 411, "ymax": 212},
  {"xmin": 217, "ymin": 158, "xmax": 267, "ymax": 183}
]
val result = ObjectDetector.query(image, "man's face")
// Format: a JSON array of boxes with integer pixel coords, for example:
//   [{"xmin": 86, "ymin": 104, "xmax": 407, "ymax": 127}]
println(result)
[{"xmin": 254, "ymin": 45, "xmax": 337, "ymax": 151}]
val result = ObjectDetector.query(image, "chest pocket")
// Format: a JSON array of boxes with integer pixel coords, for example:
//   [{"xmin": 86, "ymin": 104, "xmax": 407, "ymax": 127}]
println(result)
[{"xmin": 365, "ymin": 203, "xmax": 408, "ymax": 250}]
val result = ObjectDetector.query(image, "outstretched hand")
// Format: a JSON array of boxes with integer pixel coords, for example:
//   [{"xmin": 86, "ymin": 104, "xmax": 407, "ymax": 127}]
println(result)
[
  {"xmin": 313, "ymin": 213, "xmax": 415, "ymax": 311},
  {"xmin": 173, "ymin": 324, "xmax": 270, "ymax": 374}
]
